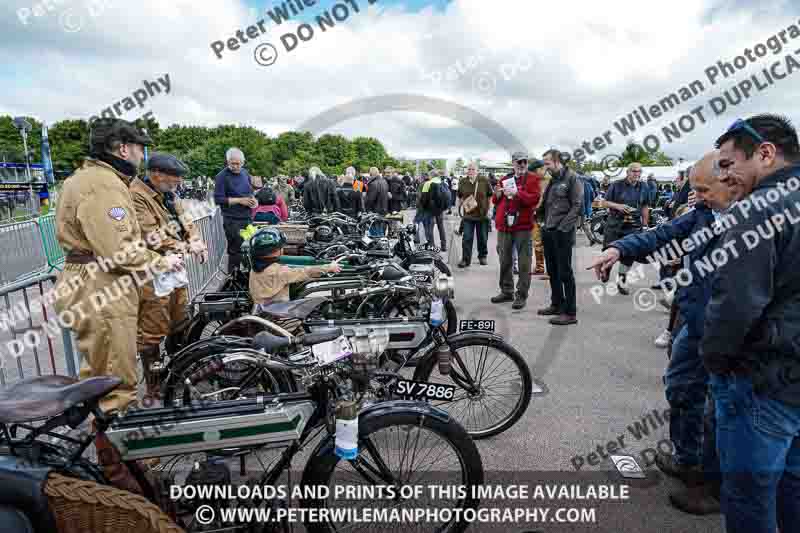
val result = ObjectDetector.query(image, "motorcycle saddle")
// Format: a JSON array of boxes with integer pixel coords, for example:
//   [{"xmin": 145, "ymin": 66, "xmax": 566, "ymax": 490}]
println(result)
[
  {"xmin": 257, "ymin": 297, "xmax": 328, "ymax": 321},
  {"xmin": 0, "ymin": 375, "xmax": 121, "ymax": 423}
]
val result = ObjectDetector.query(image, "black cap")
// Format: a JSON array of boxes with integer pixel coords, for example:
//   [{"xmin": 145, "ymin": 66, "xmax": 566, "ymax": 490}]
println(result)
[
  {"xmin": 148, "ymin": 152, "xmax": 189, "ymax": 177},
  {"xmin": 89, "ymin": 118, "xmax": 153, "ymax": 153}
]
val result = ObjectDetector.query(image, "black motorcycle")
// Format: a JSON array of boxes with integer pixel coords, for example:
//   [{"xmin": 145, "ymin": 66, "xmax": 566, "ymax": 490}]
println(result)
[{"xmin": 0, "ymin": 329, "xmax": 483, "ymax": 532}]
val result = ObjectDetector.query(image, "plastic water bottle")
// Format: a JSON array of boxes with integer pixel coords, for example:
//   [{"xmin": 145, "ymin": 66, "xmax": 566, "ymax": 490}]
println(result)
[
  {"xmin": 430, "ymin": 299, "xmax": 445, "ymax": 327},
  {"xmin": 334, "ymin": 399, "xmax": 359, "ymax": 460}
]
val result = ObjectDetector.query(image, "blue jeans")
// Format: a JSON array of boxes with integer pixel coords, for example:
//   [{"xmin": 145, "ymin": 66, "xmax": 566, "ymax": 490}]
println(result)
[
  {"xmin": 665, "ymin": 325, "xmax": 708, "ymax": 466},
  {"xmin": 710, "ymin": 374, "xmax": 800, "ymax": 533}
]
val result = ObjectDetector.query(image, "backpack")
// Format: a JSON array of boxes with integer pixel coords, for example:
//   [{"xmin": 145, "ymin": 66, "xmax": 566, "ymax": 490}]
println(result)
[{"xmin": 438, "ymin": 179, "xmax": 452, "ymax": 209}]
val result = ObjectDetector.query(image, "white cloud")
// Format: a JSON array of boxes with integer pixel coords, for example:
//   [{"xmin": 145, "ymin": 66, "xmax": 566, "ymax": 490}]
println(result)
[{"xmin": 1, "ymin": 0, "xmax": 799, "ymax": 165}]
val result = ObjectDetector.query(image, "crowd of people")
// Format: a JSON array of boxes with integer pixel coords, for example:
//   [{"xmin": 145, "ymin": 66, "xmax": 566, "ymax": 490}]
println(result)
[
  {"xmin": 588, "ymin": 114, "xmax": 800, "ymax": 533},
  {"xmin": 50, "ymin": 112, "xmax": 800, "ymax": 533}
]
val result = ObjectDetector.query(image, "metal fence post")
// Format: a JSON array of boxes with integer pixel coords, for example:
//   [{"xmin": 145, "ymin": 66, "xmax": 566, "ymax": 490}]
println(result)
[{"xmin": 62, "ymin": 329, "xmax": 79, "ymax": 378}]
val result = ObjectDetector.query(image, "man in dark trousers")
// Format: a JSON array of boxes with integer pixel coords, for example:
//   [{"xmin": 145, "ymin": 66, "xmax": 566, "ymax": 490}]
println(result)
[
  {"xmin": 537, "ymin": 149, "xmax": 583, "ymax": 324},
  {"xmin": 601, "ymin": 162, "xmax": 651, "ymax": 295},
  {"xmin": 214, "ymin": 147, "xmax": 256, "ymax": 273},
  {"xmin": 457, "ymin": 162, "xmax": 491, "ymax": 267},
  {"xmin": 490, "ymin": 150, "xmax": 541, "ymax": 310},
  {"xmin": 702, "ymin": 114, "xmax": 800, "ymax": 533}
]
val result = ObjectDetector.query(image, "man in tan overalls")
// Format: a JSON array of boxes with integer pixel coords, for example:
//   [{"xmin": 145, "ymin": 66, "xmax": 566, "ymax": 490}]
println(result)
[
  {"xmin": 130, "ymin": 152, "xmax": 207, "ymax": 398},
  {"xmin": 54, "ymin": 119, "xmax": 184, "ymax": 492}
]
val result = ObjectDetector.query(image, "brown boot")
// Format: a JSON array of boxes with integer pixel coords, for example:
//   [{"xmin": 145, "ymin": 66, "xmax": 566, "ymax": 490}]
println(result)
[
  {"xmin": 94, "ymin": 428, "xmax": 144, "ymax": 495},
  {"xmin": 669, "ymin": 482, "xmax": 721, "ymax": 515},
  {"xmin": 139, "ymin": 345, "xmax": 162, "ymax": 400}
]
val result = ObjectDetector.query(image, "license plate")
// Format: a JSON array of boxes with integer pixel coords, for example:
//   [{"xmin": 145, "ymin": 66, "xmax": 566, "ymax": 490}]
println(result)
[
  {"xmin": 459, "ymin": 319, "xmax": 495, "ymax": 332},
  {"xmin": 393, "ymin": 379, "xmax": 457, "ymax": 401}
]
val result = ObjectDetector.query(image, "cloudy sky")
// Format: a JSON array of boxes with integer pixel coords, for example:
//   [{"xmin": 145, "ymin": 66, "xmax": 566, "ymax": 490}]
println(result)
[{"xmin": 2, "ymin": 0, "xmax": 799, "ymax": 165}]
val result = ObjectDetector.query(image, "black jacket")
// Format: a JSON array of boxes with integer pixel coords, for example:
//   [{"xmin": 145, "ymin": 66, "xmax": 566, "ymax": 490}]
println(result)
[
  {"xmin": 365, "ymin": 176, "xmax": 389, "ymax": 214},
  {"xmin": 388, "ymin": 177, "xmax": 406, "ymax": 212},
  {"xmin": 701, "ymin": 163, "xmax": 800, "ymax": 405},
  {"xmin": 336, "ymin": 185, "xmax": 362, "ymax": 218},
  {"xmin": 303, "ymin": 177, "xmax": 339, "ymax": 214}
]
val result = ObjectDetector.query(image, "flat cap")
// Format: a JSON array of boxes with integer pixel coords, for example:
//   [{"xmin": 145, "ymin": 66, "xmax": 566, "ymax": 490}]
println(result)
[
  {"xmin": 511, "ymin": 150, "xmax": 529, "ymax": 162},
  {"xmin": 148, "ymin": 152, "xmax": 189, "ymax": 177},
  {"xmin": 89, "ymin": 118, "xmax": 153, "ymax": 151}
]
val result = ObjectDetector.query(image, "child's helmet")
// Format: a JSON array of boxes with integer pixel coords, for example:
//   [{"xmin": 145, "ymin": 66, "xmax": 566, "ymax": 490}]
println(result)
[{"xmin": 249, "ymin": 227, "xmax": 287, "ymax": 258}]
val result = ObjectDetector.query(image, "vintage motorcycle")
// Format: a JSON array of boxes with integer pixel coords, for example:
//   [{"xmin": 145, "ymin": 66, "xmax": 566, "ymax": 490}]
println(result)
[
  {"xmin": 160, "ymin": 276, "xmax": 532, "ymax": 440},
  {"xmin": 0, "ymin": 327, "xmax": 483, "ymax": 533}
]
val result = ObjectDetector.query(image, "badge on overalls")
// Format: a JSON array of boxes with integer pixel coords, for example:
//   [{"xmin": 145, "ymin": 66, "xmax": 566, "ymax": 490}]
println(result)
[{"xmin": 108, "ymin": 207, "xmax": 127, "ymax": 221}]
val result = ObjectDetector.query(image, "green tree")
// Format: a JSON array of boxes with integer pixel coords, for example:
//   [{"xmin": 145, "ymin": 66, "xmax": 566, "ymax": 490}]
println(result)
[
  {"xmin": 273, "ymin": 131, "xmax": 316, "ymax": 168},
  {"xmin": 48, "ymin": 119, "xmax": 89, "ymax": 172},
  {"xmin": 314, "ymin": 134, "xmax": 350, "ymax": 176},
  {"xmin": 350, "ymin": 137, "xmax": 389, "ymax": 172}
]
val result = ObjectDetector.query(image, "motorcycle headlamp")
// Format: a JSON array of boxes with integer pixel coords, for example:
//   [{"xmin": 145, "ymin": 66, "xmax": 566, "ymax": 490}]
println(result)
[{"xmin": 432, "ymin": 273, "xmax": 455, "ymax": 300}]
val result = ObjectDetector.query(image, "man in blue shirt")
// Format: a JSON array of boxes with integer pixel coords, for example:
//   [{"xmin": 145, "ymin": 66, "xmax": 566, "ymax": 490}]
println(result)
[
  {"xmin": 214, "ymin": 147, "xmax": 256, "ymax": 273},
  {"xmin": 601, "ymin": 162, "xmax": 651, "ymax": 294}
]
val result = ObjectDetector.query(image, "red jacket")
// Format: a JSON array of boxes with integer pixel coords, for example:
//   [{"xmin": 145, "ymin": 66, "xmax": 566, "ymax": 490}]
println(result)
[{"xmin": 492, "ymin": 172, "xmax": 541, "ymax": 232}]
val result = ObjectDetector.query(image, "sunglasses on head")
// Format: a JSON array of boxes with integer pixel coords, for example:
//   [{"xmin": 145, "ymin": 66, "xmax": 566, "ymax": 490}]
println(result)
[{"xmin": 727, "ymin": 118, "xmax": 765, "ymax": 144}]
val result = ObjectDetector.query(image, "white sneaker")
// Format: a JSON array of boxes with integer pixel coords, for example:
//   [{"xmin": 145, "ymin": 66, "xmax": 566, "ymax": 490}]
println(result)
[{"xmin": 654, "ymin": 330, "xmax": 671, "ymax": 348}]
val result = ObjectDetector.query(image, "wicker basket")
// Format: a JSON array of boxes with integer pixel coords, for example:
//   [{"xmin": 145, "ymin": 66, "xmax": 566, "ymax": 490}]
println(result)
[{"xmin": 44, "ymin": 473, "xmax": 184, "ymax": 533}]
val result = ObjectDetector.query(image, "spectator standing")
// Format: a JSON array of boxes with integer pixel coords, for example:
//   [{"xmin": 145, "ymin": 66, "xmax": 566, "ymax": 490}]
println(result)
[
  {"xmin": 590, "ymin": 151, "xmax": 729, "ymax": 515},
  {"xmin": 529, "ymin": 159, "xmax": 549, "ymax": 277},
  {"xmin": 388, "ymin": 169, "xmax": 406, "ymax": 212},
  {"xmin": 337, "ymin": 167, "xmax": 363, "ymax": 218},
  {"xmin": 364, "ymin": 167, "xmax": 389, "ymax": 215},
  {"xmin": 214, "ymin": 147, "xmax": 256, "ymax": 273},
  {"xmin": 537, "ymin": 149, "xmax": 583, "ymax": 325},
  {"xmin": 490, "ymin": 151, "xmax": 541, "ymax": 309},
  {"xmin": 600, "ymin": 162, "xmax": 651, "ymax": 295},
  {"xmin": 252, "ymin": 186, "xmax": 288, "ymax": 223},
  {"xmin": 457, "ymin": 162, "xmax": 491, "ymax": 267},
  {"xmin": 303, "ymin": 166, "xmax": 338, "ymax": 214},
  {"xmin": 702, "ymin": 114, "xmax": 800, "ymax": 533},
  {"xmin": 418, "ymin": 171, "xmax": 449, "ymax": 251}
]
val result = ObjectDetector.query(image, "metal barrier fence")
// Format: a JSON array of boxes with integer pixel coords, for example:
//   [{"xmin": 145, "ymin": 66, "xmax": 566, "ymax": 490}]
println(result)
[
  {"xmin": 0, "ymin": 219, "xmax": 49, "ymax": 285},
  {"xmin": 0, "ymin": 206, "xmax": 227, "ymax": 388},
  {"xmin": 0, "ymin": 273, "xmax": 78, "ymax": 388}
]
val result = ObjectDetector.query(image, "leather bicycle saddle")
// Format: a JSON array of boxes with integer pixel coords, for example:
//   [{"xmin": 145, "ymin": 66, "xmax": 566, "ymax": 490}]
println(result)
[{"xmin": 0, "ymin": 375, "xmax": 121, "ymax": 423}]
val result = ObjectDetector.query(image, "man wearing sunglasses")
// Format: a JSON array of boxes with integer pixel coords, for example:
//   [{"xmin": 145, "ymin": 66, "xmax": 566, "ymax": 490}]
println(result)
[
  {"xmin": 702, "ymin": 114, "xmax": 800, "ymax": 533},
  {"xmin": 490, "ymin": 150, "xmax": 541, "ymax": 309}
]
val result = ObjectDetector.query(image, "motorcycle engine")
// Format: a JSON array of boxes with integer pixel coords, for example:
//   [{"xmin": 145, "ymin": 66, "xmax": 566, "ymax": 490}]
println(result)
[{"xmin": 183, "ymin": 459, "xmax": 232, "ymax": 514}]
